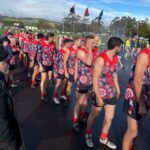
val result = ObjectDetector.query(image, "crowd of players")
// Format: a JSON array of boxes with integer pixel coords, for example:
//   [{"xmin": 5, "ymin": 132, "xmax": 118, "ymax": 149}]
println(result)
[{"xmin": 0, "ymin": 27, "xmax": 150, "ymax": 150}]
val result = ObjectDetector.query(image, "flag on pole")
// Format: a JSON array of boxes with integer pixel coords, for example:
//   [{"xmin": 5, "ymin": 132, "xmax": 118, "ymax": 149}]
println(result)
[
  {"xmin": 84, "ymin": 7, "xmax": 89, "ymax": 17},
  {"xmin": 95, "ymin": 10, "xmax": 103, "ymax": 22},
  {"xmin": 70, "ymin": 5, "xmax": 75, "ymax": 14}
]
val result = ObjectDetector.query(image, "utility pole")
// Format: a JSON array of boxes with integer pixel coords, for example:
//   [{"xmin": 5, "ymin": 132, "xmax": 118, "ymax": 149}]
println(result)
[
  {"xmin": 62, "ymin": 20, "xmax": 65, "ymax": 32},
  {"xmin": 72, "ymin": 14, "xmax": 75, "ymax": 33},
  {"xmin": 137, "ymin": 22, "xmax": 139, "ymax": 37}
]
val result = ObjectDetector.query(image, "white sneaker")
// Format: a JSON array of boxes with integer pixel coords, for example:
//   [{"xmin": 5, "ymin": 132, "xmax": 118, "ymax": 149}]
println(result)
[
  {"xmin": 60, "ymin": 95, "xmax": 67, "ymax": 100},
  {"xmin": 27, "ymin": 72, "xmax": 31, "ymax": 78},
  {"xmin": 100, "ymin": 138, "xmax": 116, "ymax": 149},
  {"xmin": 11, "ymin": 83, "xmax": 18, "ymax": 88},
  {"xmin": 85, "ymin": 134, "xmax": 94, "ymax": 148},
  {"xmin": 53, "ymin": 98, "xmax": 60, "ymax": 105}
]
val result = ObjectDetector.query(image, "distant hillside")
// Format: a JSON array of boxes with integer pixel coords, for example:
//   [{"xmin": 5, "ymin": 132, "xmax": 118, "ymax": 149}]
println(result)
[{"xmin": 0, "ymin": 15, "xmax": 61, "ymax": 27}]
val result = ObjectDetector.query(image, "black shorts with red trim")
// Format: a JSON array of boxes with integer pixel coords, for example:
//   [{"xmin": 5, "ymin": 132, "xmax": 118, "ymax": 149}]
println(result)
[
  {"xmin": 91, "ymin": 93, "xmax": 117, "ymax": 107},
  {"xmin": 77, "ymin": 83, "xmax": 92, "ymax": 94},
  {"xmin": 57, "ymin": 73, "xmax": 65, "ymax": 80},
  {"xmin": 9, "ymin": 65, "xmax": 17, "ymax": 71},
  {"xmin": 42, "ymin": 65, "xmax": 53, "ymax": 73},
  {"xmin": 123, "ymin": 99, "xmax": 142, "ymax": 121}
]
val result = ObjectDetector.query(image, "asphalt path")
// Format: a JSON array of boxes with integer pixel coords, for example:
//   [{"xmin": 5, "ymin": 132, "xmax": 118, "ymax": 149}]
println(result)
[{"xmin": 12, "ymin": 56, "xmax": 150, "ymax": 150}]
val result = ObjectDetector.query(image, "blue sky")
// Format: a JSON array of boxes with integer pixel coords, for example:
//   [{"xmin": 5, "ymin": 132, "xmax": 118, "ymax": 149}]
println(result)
[{"xmin": 0, "ymin": 0, "xmax": 149, "ymax": 24}]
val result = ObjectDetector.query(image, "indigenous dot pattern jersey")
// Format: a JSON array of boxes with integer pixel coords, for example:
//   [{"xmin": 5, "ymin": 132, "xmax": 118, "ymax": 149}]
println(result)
[
  {"xmin": 22, "ymin": 37, "xmax": 32, "ymax": 54},
  {"xmin": 125, "ymin": 48, "xmax": 150, "ymax": 108},
  {"xmin": 29, "ymin": 40, "xmax": 42, "ymax": 63},
  {"xmin": 37, "ymin": 41, "xmax": 54, "ymax": 67},
  {"xmin": 97, "ymin": 51, "xmax": 118, "ymax": 100},
  {"xmin": 77, "ymin": 48, "xmax": 93, "ymax": 87},
  {"xmin": 67, "ymin": 47, "xmax": 78, "ymax": 76},
  {"xmin": 57, "ymin": 49, "xmax": 66, "ymax": 76},
  {"xmin": 9, "ymin": 45, "xmax": 20, "ymax": 65}
]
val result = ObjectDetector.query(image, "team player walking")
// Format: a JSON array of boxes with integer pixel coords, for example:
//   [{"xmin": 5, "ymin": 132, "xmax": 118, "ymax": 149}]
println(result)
[{"xmin": 0, "ymin": 29, "xmax": 150, "ymax": 150}]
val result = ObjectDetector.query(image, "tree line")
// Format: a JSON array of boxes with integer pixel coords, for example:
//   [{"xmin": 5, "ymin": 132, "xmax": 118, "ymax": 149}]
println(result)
[
  {"xmin": 110, "ymin": 16, "xmax": 150, "ymax": 38},
  {"xmin": 1, "ymin": 15, "xmax": 150, "ymax": 38}
]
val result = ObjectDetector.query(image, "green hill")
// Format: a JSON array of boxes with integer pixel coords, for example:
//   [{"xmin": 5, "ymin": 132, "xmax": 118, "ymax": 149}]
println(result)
[{"xmin": 0, "ymin": 15, "xmax": 61, "ymax": 27}]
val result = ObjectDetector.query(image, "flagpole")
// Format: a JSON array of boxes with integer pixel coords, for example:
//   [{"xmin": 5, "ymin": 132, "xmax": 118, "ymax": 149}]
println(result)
[
  {"xmin": 74, "ymin": 1, "xmax": 76, "ymax": 33},
  {"xmin": 62, "ymin": 16, "xmax": 64, "ymax": 32},
  {"xmin": 62, "ymin": 13, "xmax": 66, "ymax": 32},
  {"xmin": 84, "ymin": 7, "xmax": 89, "ymax": 33}
]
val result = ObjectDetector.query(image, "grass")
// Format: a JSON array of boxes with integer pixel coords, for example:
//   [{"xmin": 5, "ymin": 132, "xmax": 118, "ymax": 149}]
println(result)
[{"xmin": 0, "ymin": 28, "xmax": 5, "ymax": 36}]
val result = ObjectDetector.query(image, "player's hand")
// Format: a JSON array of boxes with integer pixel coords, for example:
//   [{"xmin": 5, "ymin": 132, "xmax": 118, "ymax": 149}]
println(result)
[
  {"xmin": 30, "ymin": 61, "xmax": 34, "ymax": 68},
  {"xmin": 96, "ymin": 97, "xmax": 104, "ymax": 107},
  {"xmin": 39, "ymin": 66, "xmax": 44, "ymax": 73},
  {"xmin": 120, "ymin": 64, "xmax": 124, "ymax": 69},
  {"xmin": 65, "ymin": 71, "xmax": 69, "ymax": 79}
]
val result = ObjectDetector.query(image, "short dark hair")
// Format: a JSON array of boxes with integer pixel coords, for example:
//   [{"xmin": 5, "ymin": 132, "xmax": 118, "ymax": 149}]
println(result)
[
  {"xmin": 85, "ymin": 35, "xmax": 94, "ymax": 41},
  {"xmin": 28, "ymin": 29, "xmax": 32, "ymax": 33},
  {"xmin": 2, "ymin": 38, "xmax": 10, "ymax": 44},
  {"xmin": 25, "ymin": 31, "xmax": 29, "ymax": 34},
  {"xmin": 7, "ymin": 27, "xmax": 11, "ymax": 31},
  {"xmin": 73, "ymin": 36, "xmax": 81, "ymax": 42},
  {"xmin": 63, "ymin": 38, "xmax": 73, "ymax": 45},
  {"xmin": 108, "ymin": 37, "xmax": 123, "ymax": 50},
  {"xmin": 45, "ymin": 32, "xmax": 55, "ymax": 40},
  {"xmin": 37, "ymin": 33, "xmax": 44, "ymax": 39}
]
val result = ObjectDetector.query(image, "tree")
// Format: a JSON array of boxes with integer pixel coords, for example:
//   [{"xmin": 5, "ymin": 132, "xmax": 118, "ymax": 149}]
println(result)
[
  {"xmin": 110, "ymin": 16, "xmax": 150, "ymax": 38},
  {"xmin": 61, "ymin": 13, "xmax": 104, "ymax": 33},
  {"xmin": 138, "ymin": 22, "xmax": 150, "ymax": 37},
  {"xmin": 89, "ymin": 19, "xmax": 104, "ymax": 33}
]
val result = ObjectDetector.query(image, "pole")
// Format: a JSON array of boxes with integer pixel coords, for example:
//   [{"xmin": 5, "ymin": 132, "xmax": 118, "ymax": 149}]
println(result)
[
  {"xmin": 100, "ymin": 22, "xmax": 102, "ymax": 34},
  {"xmin": 62, "ymin": 21, "xmax": 65, "ymax": 32},
  {"xmin": 99, "ymin": 21, "xmax": 101, "ymax": 35},
  {"xmin": 86, "ymin": 17, "xmax": 88, "ymax": 33},
  {"xmin": 72, "ymin": 14, "xmax": 75, "ymax": 33},
  {"xmin": 137, "ymin": 22, "xmax": 139, "ymax": 37},
  {"xmin": 123, "ymin": 23, "xmax": 126, "ymax": 40}
]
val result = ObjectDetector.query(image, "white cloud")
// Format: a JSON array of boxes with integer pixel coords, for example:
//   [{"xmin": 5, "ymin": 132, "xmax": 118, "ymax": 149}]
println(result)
[
  {"xmin": 99, "ymin": 0, "xmax": 127, "ymax": 4},
  {"xmin": 99, "ymin": 0, "xmax": 150, "ymax": 6},
  {"xmin": 0, "ymin": 0, "xmax": 149, "ymax": 25}
]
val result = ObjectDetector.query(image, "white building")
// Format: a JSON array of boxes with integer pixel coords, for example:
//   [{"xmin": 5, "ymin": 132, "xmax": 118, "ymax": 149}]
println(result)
[
  {"xmin": 25, "ymin": 26, "xmax": 38, "ymax": 30},
  {"xmin": 0, "ymin": 23, "xmax": 3, "ymax": 28}
]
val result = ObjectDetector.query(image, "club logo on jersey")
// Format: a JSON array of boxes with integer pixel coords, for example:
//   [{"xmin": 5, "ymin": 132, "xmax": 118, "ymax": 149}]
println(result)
[
  {"xmin": 125, "ymin": 88, "xmax": 134, "ymax": 99},
  {"xmin": 42, "ymin": 60, "xmax": 47, "ymax": 66},
  {"xmin": 59, "ymin": 69, "xmax": 64, "ymax": 74},
  {"xmin": 147, "ymin": 67, "xmax": 150, "ymax": 73},
  {"xmin": 80, "ymin": 76, "xmax": 88, "ymax": 84},
  {"xmin": 99, "ymin": 88, "xmax": 107, "ymax": 97},
  {"xmin": 69, "ymin": 68, "xmax": 74, "ymax": 75}
]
